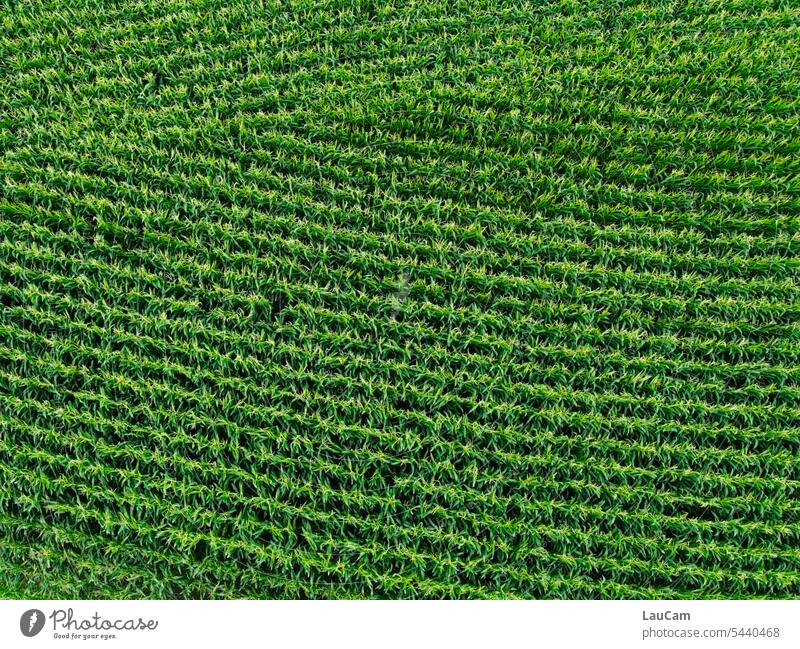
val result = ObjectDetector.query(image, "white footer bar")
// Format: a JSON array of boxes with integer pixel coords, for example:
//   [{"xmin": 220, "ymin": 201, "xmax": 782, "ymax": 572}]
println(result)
[{"xmin": 1, "ymin": 600, "xmax": 797, "ymax": 649}]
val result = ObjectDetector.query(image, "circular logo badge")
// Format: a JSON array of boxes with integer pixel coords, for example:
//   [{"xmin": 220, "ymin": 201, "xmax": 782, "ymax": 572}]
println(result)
[{"xmin": 20, "ymin": 609, "xmax": 45, "ymax": 637}]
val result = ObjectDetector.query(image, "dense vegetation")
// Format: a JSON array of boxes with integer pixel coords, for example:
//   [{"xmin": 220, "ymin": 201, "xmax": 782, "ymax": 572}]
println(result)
[{"xmin": 1, "ymin": 0, "xmax": 799, "ymax": 598}]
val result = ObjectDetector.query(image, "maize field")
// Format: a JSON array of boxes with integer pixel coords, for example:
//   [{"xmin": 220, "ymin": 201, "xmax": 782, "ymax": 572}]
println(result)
[{"xmin": 1, "ymin": 0, "xmax": 799, "ymax": 599}]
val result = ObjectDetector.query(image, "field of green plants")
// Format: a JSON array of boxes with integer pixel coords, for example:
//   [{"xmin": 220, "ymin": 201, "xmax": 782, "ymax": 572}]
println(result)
[{"xmin": 1, "ymin": 0, "xmax": 799, "ymax": 599}]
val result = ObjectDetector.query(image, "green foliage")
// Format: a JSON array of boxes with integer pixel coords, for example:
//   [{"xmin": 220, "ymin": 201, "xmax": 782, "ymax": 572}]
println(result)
[{"xmin": 0, "ymin": 0, "xmax": 799, "ymax": 598}]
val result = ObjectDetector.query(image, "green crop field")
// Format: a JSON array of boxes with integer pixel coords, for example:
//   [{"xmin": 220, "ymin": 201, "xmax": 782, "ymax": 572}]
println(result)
[{"xmin": 1, "ymin": 0, "xmax": 799, "ymax": 600}]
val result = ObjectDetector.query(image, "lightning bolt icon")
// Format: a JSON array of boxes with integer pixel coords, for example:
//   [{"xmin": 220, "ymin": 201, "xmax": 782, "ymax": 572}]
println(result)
[{"xmin": 28, "ymin": 611, "xmax": 38, "ymax": 632}]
